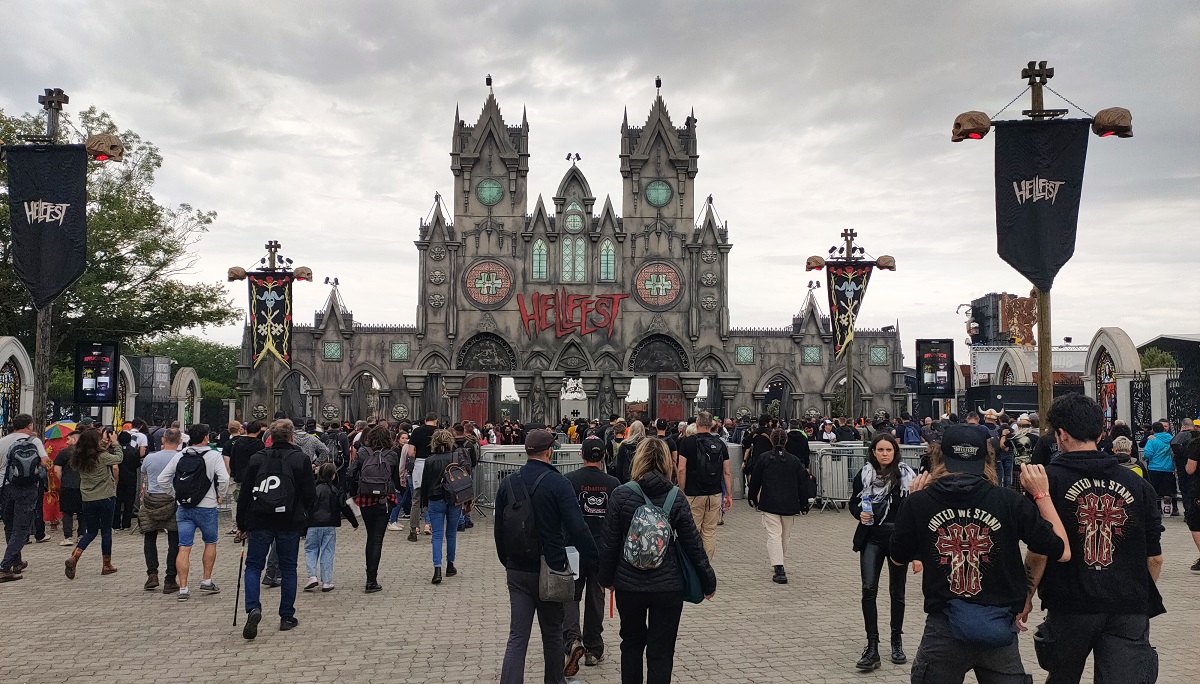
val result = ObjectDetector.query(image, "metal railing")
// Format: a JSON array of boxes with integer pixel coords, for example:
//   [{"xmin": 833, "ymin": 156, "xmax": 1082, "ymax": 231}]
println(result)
[
  {"xmin": 474, "ymin": 444, "xmax": 585, "ymax": 510},
  {"xmin": 810, "ymin": 443, "xmax": 926, "ymax": 511}
]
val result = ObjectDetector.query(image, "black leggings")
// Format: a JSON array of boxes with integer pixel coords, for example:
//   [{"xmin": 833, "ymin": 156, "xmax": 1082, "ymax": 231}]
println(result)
[
  {"xmin": 860, "ymin": 540, "xmax": 907, "ymax": 640},
  {"xmin": 361, "ymin": 504, "xmax": 389, "ymax": 583}
]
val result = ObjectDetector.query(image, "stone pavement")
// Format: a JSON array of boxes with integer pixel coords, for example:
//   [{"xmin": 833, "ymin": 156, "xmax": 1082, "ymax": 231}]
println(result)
[{"xmin": 1, "ymin": 505, "xmax": 1196, "ymax": 683}]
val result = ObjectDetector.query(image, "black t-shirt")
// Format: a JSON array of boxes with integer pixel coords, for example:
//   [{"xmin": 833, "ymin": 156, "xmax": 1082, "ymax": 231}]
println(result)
[
  {"xmin": 678, "ymin": 433, "xmax": 729, "ymax": 497},
  {"xmin": 890, "ymin": 474, "xmax": 1065, "ymax": 615},
  {"xmin": 1031, "ymin": 432, "xmax": 1059, "ymax": 466},
  {"xmin": 784, "ymin": 429, "xmax": 811, "ymax": 469},
  {"xmin": 55, "ymin": 447, "xmax": 80, "ymax": 489},
  {"xmin": 228, "ymin": 434, "xmax": 264, "ymax": 483},
  {"xmin": 565, "ymin": 465, "xmax": 620, "ymax": 540},
  {"xmin": 118, "ymin": 444, "xmax": 141, "ymax": 476},
  {"xmin": 410, "ymin": 424, "xmax": 437, "ymax": 461},
  {"xmin": 1040, "ymin": 451, "xmax": 1165, "ymax": 616}
]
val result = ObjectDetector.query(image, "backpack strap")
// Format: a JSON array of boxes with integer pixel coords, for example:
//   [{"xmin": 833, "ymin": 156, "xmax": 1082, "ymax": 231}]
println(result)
[
  {"xmin": 662, "ymin": 485, "xmax": 679, "ymax": 514},
  {"xmin": 625, "ymin": 480, "xmax": 652, "ymax": 507}
]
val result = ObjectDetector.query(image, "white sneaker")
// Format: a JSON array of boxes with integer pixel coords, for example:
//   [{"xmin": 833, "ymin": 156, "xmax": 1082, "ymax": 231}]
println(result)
[
  {"xmin": 386, "ymin": 522, "xmax": 402, "ymax": 531},
  {"xmin": 304, "ymin": 577, "xmax": 320, "ymax": 591},
  {"xmin": 321, "ymin": 583, "xmax": 335, "ymax": 592},
  {"xmin": 59, "ymin": 537, "xmax": 75, "ymax": 547}
]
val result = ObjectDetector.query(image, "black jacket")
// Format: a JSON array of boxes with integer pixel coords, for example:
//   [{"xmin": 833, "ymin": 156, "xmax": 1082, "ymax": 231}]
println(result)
[
  {"xmin": 421, "ymin": 448, "xmax": 469, "ymax": 507},
  {"xmin": 493, "ymin": 459, "xmax": 597, "ymax": 574},
  {"xmin": 228, "ymin": 434, "xmax": 264, "ymax": 484},
  {"xmin": 345, "ymin": 447, "xmax": 401, "ymax": 508},
  {"xmin": 784, "ymin": 429, "xmax": 811, "ymax": 469},
  {"xmin": 1039, "ymin": 450, "xmax": 1165, "ymax": 616},
  {"xmin": 597, "ymin": 471, "xmax": 717, "ymax": 596},
  {"xmin": 236, "ymin": 444, "xmax": 317, "ymax": 532},
  {"xmin": 748, "ymin": 449, "xmax": 807, "ymax": 516},
  {"xmin": 308, "ymin": 481, "xmax": 358, "ymax": 529},
  {"xmin": 890, "ymin": 473, "xmax": 1065, "ymax": 615},
  {"xmin": 612, "ymin": 438, "xmax": 641, "ymax": 484},
  {"xmin": 849, "ymin": 466, "xmax": 907, "ymax": 553}
]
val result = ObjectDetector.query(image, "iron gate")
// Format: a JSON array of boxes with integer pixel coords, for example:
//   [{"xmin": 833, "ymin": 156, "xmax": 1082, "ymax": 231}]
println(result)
[
  {"xmin": 1129, "ymin": 374, "xmax": 1152, "ymax": 442},
  {"xmin": 1167, "ymin": 367, "xmax": 1200, "ymax": 427}
]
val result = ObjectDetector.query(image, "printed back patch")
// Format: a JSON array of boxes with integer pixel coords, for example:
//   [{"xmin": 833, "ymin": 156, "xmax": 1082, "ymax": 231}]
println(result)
[
  {"xmin": 1065, "ymin": 478, "xmax": 1133, "ymax": 569},
  {"xmin": 928, "ymin": 508, "xmax": 1001, "ymax": 597}
]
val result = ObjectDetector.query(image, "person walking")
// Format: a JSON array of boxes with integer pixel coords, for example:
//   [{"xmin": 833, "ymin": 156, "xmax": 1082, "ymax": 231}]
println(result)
[
  {"xmin": 1186, "ymin": 436, "xmax": 1200, "ymax": 572},
  {"xmin": 53, "ymin": 430, "xmax": 84, "ymax": 546},
  {"xmin": 139, "ymin": 427, "xmax": 182, "ymax": 593},
  {"xmin": 562, "ymin": 437, "xmax": 621, "ymax": 671},
  {"xmin": 849, "ymin": 433, "xmax": 919, "ymax": 670},
  {"xmin": 155, "ymin": 424, "xmax": 228, "ymax": 600},
  {"xmin": 453, "ymin": 421, "xmax": 480, "ymax": 531},
  {"xmin": 674, "ymin": 411, "xmax": 732, "ymax": 559},
  {"xmin": 404, "ymin": 412, "xmax": 438, "ymax": 542},
  {"xmin": 1, "ymin": 414, "xmax": 50, "ymax": 582},
  {"xmin": 304, "ymin": 463, "xmax": 358, "ymax": 593},
  {"xmin": 346, "ymin": 424, "xmax": 401, "ymax": 593},
  {"xmin": 225, "ymin": 420, "xmax": 265, "ymax": 536},
  {"xmin": 890, "ymin": 426, "xmax": 1071, "ymax": 683},
  {"xmin": 494, "ymin": 428, "xmax": 597, "ymax": 684},
  {"xmin": 62, "ymin": 428, "xmax": 124, "ymax": 580},
  {"xmin": 387, "ymin": 429, "xmax": 411, "ymax": 531},
  {"xmin": 237, "ymin": 419, "xmax": 317, "ymax": 639},
  {"xmin": 612, "ymin": 420, "xmax": 646, "ymax": 484},
  {"xmin": 421, "ymin": 428, "xmax": 469, "ymax": 584},
  {"xmin": 112, "ymin": 431, "xmax": 140, "ymax": 530},
  {"xmin": 747, "ymin": 429, "xmax": 810, "ymax": 586},
  {"xmin": 1171, "ymin": 418, "xmax": 1196, "ymax": 516},
  {"xmin": 1021, "ymin": 394, "xmax": 1164, "ymax": 684},
  {"xmin": 598, "ymin": 436, "xmax": 717, "ymax": 684},
  {"xmin": 1142, "ymin": 422, "xmax": 1176, "ymax": 516}
]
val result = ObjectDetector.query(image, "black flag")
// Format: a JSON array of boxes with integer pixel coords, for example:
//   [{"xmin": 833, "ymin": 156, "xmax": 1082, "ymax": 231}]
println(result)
[
  {"xmin": 825, "ymin": 263, "xmax": 873, "ymax": 359},
  {"xmin": 994, "ymin": 120, "xmax": 1090, "ymax": 293},
  {"xmin": 248, "ymin": 272, "xmax": 294, "ymax": 368},
  {"xmin": 4, "ymin": 144, "xmax": 89, "ymax": 309}
]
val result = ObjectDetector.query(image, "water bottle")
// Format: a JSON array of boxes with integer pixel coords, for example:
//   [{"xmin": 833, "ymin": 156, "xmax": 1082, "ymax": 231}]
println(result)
[{"xmin": 861, "ymin": 496, "xmax": 873, "ymax": 526}]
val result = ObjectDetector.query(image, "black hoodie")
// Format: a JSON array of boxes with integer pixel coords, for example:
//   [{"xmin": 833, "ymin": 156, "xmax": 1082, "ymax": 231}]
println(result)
[
  {"xmin": 890, "ymin": 474, "xmax": 1064, "ymax": 615},
  {"xmin": 1040, "ymin": 450, "xmax": 1165, "ymax": 616}
]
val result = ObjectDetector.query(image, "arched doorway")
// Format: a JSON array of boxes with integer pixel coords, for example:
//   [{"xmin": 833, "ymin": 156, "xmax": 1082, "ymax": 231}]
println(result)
[
  {"xmin": 457, "ymin": 333, "xmax": 518, "ymax": 425},
  {"xmin": 0, "ymin": 358, "xmax": 21, "ymax": 434},
  {"xmin": 764, "ymin": 375, "xmax": 792, "ymax": 421},
  {"xmin": 279, "ymin": 370, "xmax": 312, "ymax": 421},
  {"xmin": 349, "ymin": 372, "xmax": 381, "ymax": 422},
  {"xmin": 629, "ymin": 335, "xmax": 689, "ymax": 422}
]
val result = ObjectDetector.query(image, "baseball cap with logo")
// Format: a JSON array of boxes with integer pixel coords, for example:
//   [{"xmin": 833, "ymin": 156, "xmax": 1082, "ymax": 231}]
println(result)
[
  {"xmin": 939, "ymin": 424, "xmax": 988, "ymax": 476},
  {"xmin": 582, "ymin": 436, "xmax": 606, "ymax": 462},
  {"xmin": 525, "ymin": 429, "xmax": 557, "ymax": 454}
]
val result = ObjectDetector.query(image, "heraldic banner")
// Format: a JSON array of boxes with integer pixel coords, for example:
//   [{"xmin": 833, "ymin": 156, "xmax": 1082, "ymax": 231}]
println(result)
[
  {"xmin": 825, "ymin": 263, "xmax": 873, "ymax": 359},
  {"xmin": 4, "ymin": 144, "xmax": 88, "ymax": 309},
  {"xmin": 248, "ymin": 272, "xmax": 293, "ymax": 368},
  {"xmin": 994, "ymin": 119, "xmax": 1090, "ymax": 293}
]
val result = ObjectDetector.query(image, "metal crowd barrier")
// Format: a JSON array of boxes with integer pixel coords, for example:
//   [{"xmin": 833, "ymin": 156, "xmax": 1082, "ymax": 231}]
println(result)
[
  {"xmin": 811, "ymin": 443, "xmax": 926, "ymax": 511},
  {"xmin": 473, "ymin": 444, "xmax": 585, "ymax": 510}
]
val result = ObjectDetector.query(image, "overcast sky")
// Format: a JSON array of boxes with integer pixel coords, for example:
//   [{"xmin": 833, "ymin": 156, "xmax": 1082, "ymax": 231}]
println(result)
[{"xmin": 4, "ymin": 1, "xmax": 1198, "ymax": 368}]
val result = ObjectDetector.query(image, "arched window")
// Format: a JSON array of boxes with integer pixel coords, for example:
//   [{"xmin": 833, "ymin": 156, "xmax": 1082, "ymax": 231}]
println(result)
[
  {"xmin": 562, "ymin": 237, "xmax": 586, "ymax": 283},
  {"xmin": 600, "ymin": 239, "xmax": 615, "ymax": 281},
  {"xmin": 532, "ymin": 239, "xmax": 547, "ymax": 280}
]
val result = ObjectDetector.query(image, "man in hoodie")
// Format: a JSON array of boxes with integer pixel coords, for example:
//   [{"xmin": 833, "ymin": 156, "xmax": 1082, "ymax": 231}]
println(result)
[
  {"xmin": 1021, "ymin": 394, "xmax": 1164, "ymax": 684},
  {"xmin": 890, "ymin": 424, "xmax": 1070, "ymax": 683},
  {"xmin": 156, "ymin": 424, "xmax": 229, "ymax": 601},
  {"xmin": 139, "ymin": 428, "xmax": 183, "ymax": 593},
  {"xmin": 1141, "ymin": 422, "xmax": 1176, "ymax": 515},
  {"xmin": 237, "ymin": 419, "xmax": 317, "ymax": 639}
]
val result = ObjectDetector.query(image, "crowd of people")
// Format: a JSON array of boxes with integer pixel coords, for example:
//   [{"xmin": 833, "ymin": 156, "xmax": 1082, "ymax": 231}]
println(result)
[{"xmin": 1, "ymin": 392, "xmax": 1195, "ymax": 683}]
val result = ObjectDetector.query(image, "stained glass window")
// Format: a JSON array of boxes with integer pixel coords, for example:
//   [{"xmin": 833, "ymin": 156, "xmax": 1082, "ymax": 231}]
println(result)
[
  {"xmin": 802, "ymin": 346, "xmax": 822, "ymax": 365},
  {"xmin": 645, "ymin": 180, "xmax": 672, "ymax": 207},
  {"xmin": 0, "ymin": 359, "xmax": 19, "ymax": 434},
  {"xmin": 600, "ymin": 240, "xmax": 616, "ymax": 281},
  {"xmin": 1096, "ymin": 348, "xmax": 1118, "ymax": 424},
  {"xmin": 390, "ymin": 343, "xmax": 410, "ymax": 361},
  {"xmin": 566, "ymin": 201, "xmax": 583, "ymax": 212},
  {"xmin": 735, "ymin": 346, "xmax": 754, "ymax": 364},
  {"xmin": 532, "ymin": 239, "xmax": 547, "ymax": 279},
  {"xmin": 184, "ymin": 382, "xmax": 195, "ymax": 426},
  {"xmin": 565, "ymin": 214, "xmax": 584, "ymax": 234},
  {"xmin": 869, "ymin": 346, "xmax": 888, "ymax": 365},
  {"xmin": 476, "ymin": 178, "xmax": 503, "ymax": 206},
  {"xmin": 323, "ymin": 341, "xmax": 343, "ymax": 361},
  {"xmin": 562, "ymin": 237, "xmax": 586, "ymax": 282}
]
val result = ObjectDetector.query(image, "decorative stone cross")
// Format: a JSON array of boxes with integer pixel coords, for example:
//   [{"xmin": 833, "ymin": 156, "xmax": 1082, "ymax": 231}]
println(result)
[
  {"xmin": 645, "ymin": 273, "xmax": 672, "ymax": 296},
  {"xmin": 571, "ymin": 409, "xmax": 581, "ymax": 418},
  {"xmin": 474, "ymin": 271, "xmax": 503, "ymax": 295}
]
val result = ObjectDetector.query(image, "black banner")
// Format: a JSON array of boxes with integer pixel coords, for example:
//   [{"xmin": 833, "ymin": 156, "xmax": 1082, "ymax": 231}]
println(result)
[
  {"xmin": 4, "ymin": 144, "xmax": 88, "ymax": 309},
  {"xmin": 916, "ymin": 339, "xmax": 955, "ymax": 397},
  {"xmin": 994, "ymin": 120, "xmax": 1090, "ymax": 293},
  {"xmin": 248, "ymin": 272, "xmax": 293, "ymax": 368},
  {"xmin": 825, "ymin": 262, "xmax": 873, "ymax": 359}
]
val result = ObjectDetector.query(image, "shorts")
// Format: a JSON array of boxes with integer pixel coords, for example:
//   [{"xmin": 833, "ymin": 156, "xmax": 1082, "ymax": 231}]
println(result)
[
  {"xmin": 1144, "ymin": 470, "xmax": 1177, "ymax": 499},
  {"xmin": 176, "ymin": 506, "xmax": 220, "ymax": 547},
  {"xmin": 1187, "ymin": 502, "xmax": 1200, "ymax": 532}
]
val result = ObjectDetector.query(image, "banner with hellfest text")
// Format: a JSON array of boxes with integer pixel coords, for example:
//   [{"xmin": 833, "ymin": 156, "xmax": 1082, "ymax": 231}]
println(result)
[
  {"xmin": 248, "ymin": 272, "xmax": 294, "ymax": 368},
  {"xmin": 994, "ymin": 119, "xmax": 1090, "ymax": 293},
  {"xmin": 4, "ymin": 144, "xmax": 89, "ymax": 309},
  {"xmin": 825, "ymin": 263, "xmax": 873, "ymax": 359}
]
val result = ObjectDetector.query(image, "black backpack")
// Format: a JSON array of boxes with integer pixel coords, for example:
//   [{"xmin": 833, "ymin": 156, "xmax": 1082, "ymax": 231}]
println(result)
[
  {"xmin": 251, "ymin": 450, "xmax": 296, "ymax": 515},
  {"xmin": 694, "ymin": 434, "xmax": 725, "ymax": 489},
  {"xmin": 172, "ymin": 450, "xmax": 213, "ymax": 508},
  {"xmin": 356, "ymin": 447, "xmax": 395, "ymax": 498},
  {"xmin": 148, "ymin": 427, "xmax": 165, "ymax": 452},
  {"xmin": 323, "ymin": 432, "xmax": 347, "ymax": 469},
  {"xmin": 501, "ymin": 471, "xmax": 550, "ymax": 565},
  {"xmin": 4, "ymin": 437, "xmax": 44, "ymax": 487}
]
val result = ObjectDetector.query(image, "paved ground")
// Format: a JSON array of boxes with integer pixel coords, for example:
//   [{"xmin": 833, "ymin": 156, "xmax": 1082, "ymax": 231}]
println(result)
[{"xmin": 1, "ymin": 505, "xmax": 1196, "ymax": 683}]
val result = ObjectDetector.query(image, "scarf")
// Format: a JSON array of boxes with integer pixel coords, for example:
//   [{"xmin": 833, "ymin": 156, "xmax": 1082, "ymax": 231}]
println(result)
[{"xmin": 859, "ymin": 461, "xmax": 916, "ymax": 522}]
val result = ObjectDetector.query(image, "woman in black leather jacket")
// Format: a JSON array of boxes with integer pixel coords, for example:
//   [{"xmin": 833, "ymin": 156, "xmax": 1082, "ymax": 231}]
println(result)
[
  {"xmin": 346, "ymin": 425, "xmax": 401, "ymax": 594},
  {"xmin": 598, "ymin": 436, "xmax": 716, "ymax": 684},
  {"xmin": 850, "ymin": 433, "xmax": 920, "ymax": 671}
]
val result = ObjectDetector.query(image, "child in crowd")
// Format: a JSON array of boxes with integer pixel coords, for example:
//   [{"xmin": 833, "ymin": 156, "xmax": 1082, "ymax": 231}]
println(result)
[{"xmin": 304, "ymin": 463, "xmax": 358, "ymax": 592}]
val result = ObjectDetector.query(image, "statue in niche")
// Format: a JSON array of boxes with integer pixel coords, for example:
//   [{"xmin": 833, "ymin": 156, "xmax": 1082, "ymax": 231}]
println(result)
[
  {"xmin": 598, "ymin": 381, "xmax": 616, "ymax": 419},
  {"xmin": 531, "ymin": 379, "xmax": 547, "ymax": 424}
]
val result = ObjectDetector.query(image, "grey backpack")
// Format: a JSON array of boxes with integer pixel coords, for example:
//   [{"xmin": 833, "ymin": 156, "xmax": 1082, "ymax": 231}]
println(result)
[{"xmin": 622, "ymin": 481, "xmax": 679, "ymax": 570}]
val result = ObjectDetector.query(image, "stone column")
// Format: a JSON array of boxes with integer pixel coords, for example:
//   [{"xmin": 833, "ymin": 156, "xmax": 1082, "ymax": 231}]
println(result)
[
  {"xmin": 717, "ymin": 374, "xmax": 741, "ymax": 422},
  {"xmin": 307, "ymin": 389, "xmax": 322, "ymax": 422},
  {"xmin": 225, "ymin": 399, "xmax": 237, "ymax": 424},
  {"xmin": 402, "ymin": 370, "xmax": 428, "ymax": 421},
  {"xmin": 376, "ymin": 390, "xmax": 391, "ymax": 423},
  {"xmin": 789, "ymin": 392, "xmax": 805, "ymax": 422},
  {"xmin": 752, "ymin": 392, "xmax": 767, "ymax": 417},
  {"xmin": 511, "ymin": 372, "xmax": 535, "ymax": 423},
  {"xmin": 1146, "ymin": 368, "xmax": 1172, "ymax": 425},
  {"xmin": 540, "ymin": 371, "xmax": 565, "ymax": 425},
  {"xmin": 1115, "ymin": 372, "xmax": 1137, "ymax": 426},
  {"xmin": 441, "ymin": 371, "xmax": 466, "ymax": 421},
  {"xmin": 579, "ymin": 371, "xmax": 604, "ymax": 420},
  {"xmin": 679, "ymin": 372, "xmax": 705, "ymax": 418},
  {"xmin": 339, "ymin": 390, "xmax": 352, "ymax": 423},
  {"xmin": 610, "ymin": 372, "xmax": 634, "ymax": 420}
]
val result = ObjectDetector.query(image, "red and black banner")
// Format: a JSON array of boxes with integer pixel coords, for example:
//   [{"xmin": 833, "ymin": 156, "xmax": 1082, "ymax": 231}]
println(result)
[
  {"xmin": 4, "ymin": 144, "xmax": 88, "ymax": 309},
  {"xmin": 826, "ymin": 262, "xmax": 873, "ymax": 359},
  {"xmin": 994, "ymin": 119, "xmax": 1090, "ymax": 293},
  {"xmin": 248, "ymin": 272, "xmax": 293, "ymax": 368}
]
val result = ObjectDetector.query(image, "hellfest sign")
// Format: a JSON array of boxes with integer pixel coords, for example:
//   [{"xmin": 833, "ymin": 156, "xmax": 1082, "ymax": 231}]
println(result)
[{"xmin": 517, "ymin": 290, "xmax": 630, "ymax": 339}]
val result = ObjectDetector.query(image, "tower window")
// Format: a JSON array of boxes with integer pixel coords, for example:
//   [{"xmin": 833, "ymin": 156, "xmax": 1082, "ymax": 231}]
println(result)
[
  {"xmin": 562, "ymin": 237, "xmax": 586, "ymax": 283},
  {"xmin": 532, "ymin": 239, "xmax": 547, "ymax": 280},
  {"xmin": 600, "ymin": 239, "xmax": 615, "ymax": 281}
]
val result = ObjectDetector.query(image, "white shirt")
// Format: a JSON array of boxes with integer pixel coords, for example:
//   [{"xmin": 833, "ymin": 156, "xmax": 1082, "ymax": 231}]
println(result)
[
  {"xmin": 156, "ymin": 445, "xmax": 229, "ymax": 508},
  {"xmin": 128, "ymin": 428, "xmax": 149, "ymax": 453}
]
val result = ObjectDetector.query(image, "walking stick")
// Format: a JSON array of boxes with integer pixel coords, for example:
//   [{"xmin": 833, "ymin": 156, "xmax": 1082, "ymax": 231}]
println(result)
[{"xmin": 233, "ymin": 536, "xmax": 246, "ymax": 626}]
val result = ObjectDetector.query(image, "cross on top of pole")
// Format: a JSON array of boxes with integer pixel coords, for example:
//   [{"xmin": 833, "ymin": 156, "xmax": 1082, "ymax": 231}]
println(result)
[
  {"xmin": 1021, "ymin": 61, "xmax": 1054, "ymax": 86},
  {"xmin": 38, "ymin": 88, "xmax": 68, "ymax": 111},
  {"xmin": 840, "ymin": 229, "xmax": 858, "ymax": 243}
]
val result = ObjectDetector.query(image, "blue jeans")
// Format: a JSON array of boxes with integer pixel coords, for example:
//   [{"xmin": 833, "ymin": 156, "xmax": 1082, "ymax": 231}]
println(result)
[
  {"xmin": 76, "ymin": 497, "xmax": 116, "ymax": 556},
  {"xmin": 997, "ymin": 454, "xmax": 1014, "ymax": 489},
  {"xmin": 244, "ymin": 530, "xmax": 300, "ymax": 619},
  {"xmin": 427, "ymin": 498, "xmax": 461, "ymax": 568},
  {"xmin": 304, "ymin": 526, "xmax": 337, "ymax": 584}
]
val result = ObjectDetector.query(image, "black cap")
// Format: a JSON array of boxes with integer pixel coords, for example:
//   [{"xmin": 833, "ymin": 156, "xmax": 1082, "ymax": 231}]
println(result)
[
  {"xmin": 654, "ymin": 418, "xmax": 670, "ymax": 431},
  {"xmin": 940, "ymin": 424, "xmax": 988, "ymax": 476},
  {"xmin": 608, "ymin": 414, "xmax": 620, "ymax": 422},
  {"xmin": 525, "ymin": 429, "xmax": 556, "ymax": 453},
  {"xmin": 581, "ymin": 437, "xmax": 606, "ymax": 462}
]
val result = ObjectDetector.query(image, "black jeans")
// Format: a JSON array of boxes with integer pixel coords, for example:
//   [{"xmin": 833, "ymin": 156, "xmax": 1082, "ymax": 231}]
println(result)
[
  {"xmin": 1035, "ymin": 612, "xmax": 1157, "ymax": 684},
  {"xmin": 144, "ymin": 529, "xmax": 179, "ymax": 580},
  {"xmin": 361, "ymin": 504, "xmax": 389, "ymax": 583},
  {"xmin": 860, "ymin": 539, "xmax": 907, "ymax": 639},
  {"xmin": 500, "ymin": 568, "xmax": 566, "ymax": 684},
  {"xmin": 615, "ymin": 589, "xmax": 684, "ymax": 684},
  {"xmin": 563, "ymin": 567, "xmax": 606, "ymax": 657},
  {"xmin": 1, "ymin": 484, "xmax": 39, "ymax": 569},
  {"xmin": 113, "ymin": 482, "xmax": 137, "ymax": 529},
  {"xmin": 911, "ymin": 612, "xmax": 1030, "ymax": 683}
]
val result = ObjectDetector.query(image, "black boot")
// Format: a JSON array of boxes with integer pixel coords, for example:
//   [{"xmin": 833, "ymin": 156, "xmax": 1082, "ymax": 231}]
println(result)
[
  {"xmin": 890, "ymin": 632, "xmax": 906, "ymax": 664},
  {"xmin": 431, "ymin": 567, "xmax": 442, "ymax": 585},
  {"xmin": 855, "ymin": 638, "xmax": 881, "ymax": 671},
  {"xmin": 772, "ymin": 565, "xmax": 788, "ymax": 584}
]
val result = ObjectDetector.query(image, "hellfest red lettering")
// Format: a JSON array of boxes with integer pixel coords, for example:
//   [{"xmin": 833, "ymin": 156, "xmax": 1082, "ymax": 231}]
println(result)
[{"xmin": 517, "ymin": 290, "xmax": 630, "ymax": 339}]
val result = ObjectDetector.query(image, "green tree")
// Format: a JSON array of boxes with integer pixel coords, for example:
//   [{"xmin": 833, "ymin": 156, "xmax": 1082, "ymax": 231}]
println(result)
[
  {"xmin": 767, "ymin": 399, "xmax": 781, "ymax": 420},
  {"xmin": 1139, "ymin": 347, "xmax": 1177, "ymax": 370},
  {"xmin": 0, "ymin": 106, "xmax": 240, "ymax": 366},
  {"xmin": 145, "ymin": 334, "xmax": 239, "ymax": 388}
]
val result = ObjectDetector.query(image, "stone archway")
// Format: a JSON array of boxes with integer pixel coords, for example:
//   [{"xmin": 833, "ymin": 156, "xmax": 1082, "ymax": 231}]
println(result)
[
  {"xmin": 627, "ymin": 334, "xmax": 689, "ymax": 421},
  {"xmin": 1082, "ymin": 327, "xmax": 1142, "ymax": 426},
  {"xmin": 169, "ymin": 367, "xmax": 203, "ymax": 427},
  {"xmin": 457, "ymin": 333, "xmax": 518, "ymax": 425},
  {"xmin": 0, "ymin": 337, "xmax": 34, "ymax": 434}
]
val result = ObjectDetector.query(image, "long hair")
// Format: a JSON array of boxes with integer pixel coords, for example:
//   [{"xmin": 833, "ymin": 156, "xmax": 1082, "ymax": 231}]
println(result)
[
  {"xmin": 769, "ymin": 428, "xmax": 788, "ymax": 461},
  {"xmin": 630, "ymin": 436, "xmax": 673, "ymax": 482},
  {"xmin": 626, "ymin": 420, "xmax": 646, "ymax": 444},
  {"xmin": 868, "ymin": 433, "xmax": 903, "ymax": 492},
  {"xmin": 925, "ymin": 442, "xmax": 999, "ymax": 485},
  {"xmin": 430, "ymin": 428, "xmax": 456, "ymax": 454},
  {"xmin": 70, "ymin": 430, "xmax": 104, "ymax": 472}
]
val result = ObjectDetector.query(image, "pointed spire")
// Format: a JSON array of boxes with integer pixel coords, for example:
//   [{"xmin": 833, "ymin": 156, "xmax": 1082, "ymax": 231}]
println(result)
[
  {"xmin": 522, "ymin": 105, "xmax": 528, "ymax": 129},
  {"xmin": 622, "ymin": 106, "xmax": 628, "ymax": 132}
]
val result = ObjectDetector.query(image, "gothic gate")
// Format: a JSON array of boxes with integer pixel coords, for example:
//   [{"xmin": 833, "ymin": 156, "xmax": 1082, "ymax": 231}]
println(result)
[
  {"xmin": 461, "ymin": 374, "xmax": 490, "ymax": 426},
  {"xmin": 654, "ymin": 376, "xmax": 685, "ymax": 422}
]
